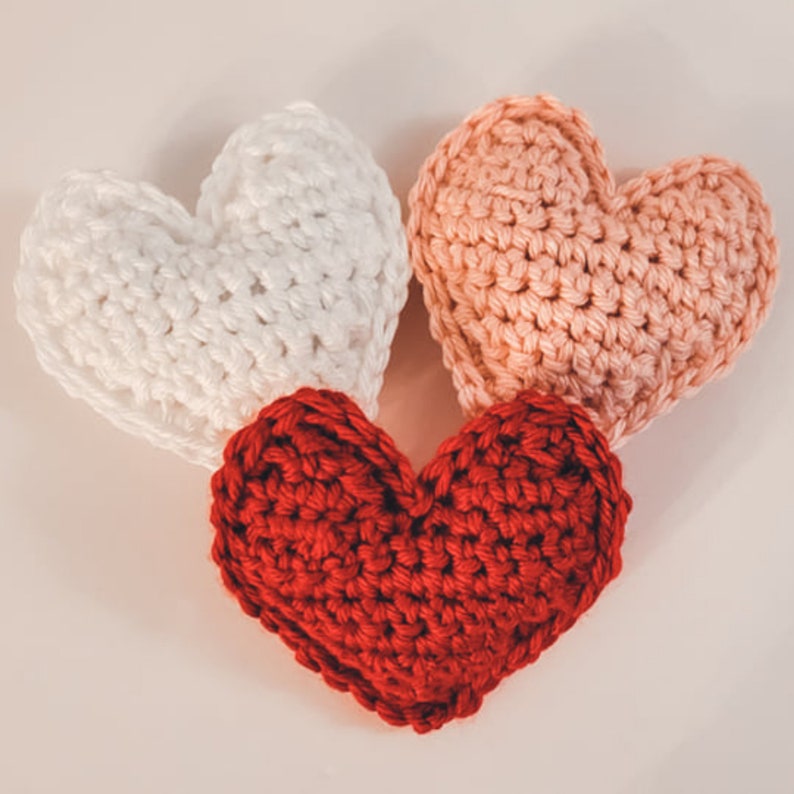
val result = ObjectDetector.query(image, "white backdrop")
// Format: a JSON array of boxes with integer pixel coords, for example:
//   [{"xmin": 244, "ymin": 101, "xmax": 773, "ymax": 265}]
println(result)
[{"xmin": 2, "ymin": 0, "xmax": 793, "ymax": 791}]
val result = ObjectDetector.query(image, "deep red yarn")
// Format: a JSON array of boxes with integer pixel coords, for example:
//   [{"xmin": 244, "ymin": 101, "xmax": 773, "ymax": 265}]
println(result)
[{"xmin": 210, "ymin": 388, "xmax": 632, "ymax": 732}]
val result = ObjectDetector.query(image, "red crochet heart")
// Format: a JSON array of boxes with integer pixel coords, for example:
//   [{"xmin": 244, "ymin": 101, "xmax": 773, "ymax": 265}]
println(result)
[{"xmin": 211, "ymin": 388, "xmax": 631, "ymax": 732}]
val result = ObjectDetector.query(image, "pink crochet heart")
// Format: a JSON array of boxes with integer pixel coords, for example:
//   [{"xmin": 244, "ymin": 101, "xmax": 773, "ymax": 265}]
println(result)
[{"xmin": 407, "ymin": 95, "xmax": 778, "ymax": 446}]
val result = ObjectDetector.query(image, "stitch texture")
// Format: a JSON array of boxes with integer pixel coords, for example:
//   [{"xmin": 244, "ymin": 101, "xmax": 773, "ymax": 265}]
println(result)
[
  {"xmin": 16, "ymin": 103, "xmax": 409, "ymax": 468},
  {"xmin": 211, "ymin": 387, "xmax": 631, "ymax": 732},
  {"xmin": 407, "ymin": 95, "xmax": 778, "ymax": 446}
]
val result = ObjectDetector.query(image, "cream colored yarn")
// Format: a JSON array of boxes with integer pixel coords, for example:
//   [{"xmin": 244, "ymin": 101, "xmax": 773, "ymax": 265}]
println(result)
[{"xmin": 16, "ymin": 103, "xmax": 409, "ymax": 469}]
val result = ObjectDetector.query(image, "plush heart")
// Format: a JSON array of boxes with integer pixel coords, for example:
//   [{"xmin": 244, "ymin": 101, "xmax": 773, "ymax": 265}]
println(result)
[
  {"xmin": 16, "ymin": 103, "xmax": 408, "ymax": 468},
  {"xmin": 211, "ymin": 387, "xmax": 631, "ymax": 732},
  {"xmin": 407, "ymin": 95, "xmax": 778, "ymax": 446}
]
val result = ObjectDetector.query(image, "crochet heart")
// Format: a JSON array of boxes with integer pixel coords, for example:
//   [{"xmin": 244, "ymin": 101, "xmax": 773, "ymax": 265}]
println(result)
[
  {"xmin": 16, "ymin": 103, "xmax": 408, "ymax": 468},
  {"xmin": 407, "ymin": 95, "xmax": 778, "ymax": 446},
  {"xmin": 211, "ymin": 388, "xmax": 631, "ymax": 732}
]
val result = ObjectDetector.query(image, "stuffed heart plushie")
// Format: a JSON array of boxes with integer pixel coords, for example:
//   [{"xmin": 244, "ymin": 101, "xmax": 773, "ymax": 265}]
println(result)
[
  {"xmin": 407, "ymin": 95, "xmax": 778, "ymax": 446},
  {"xmin": 16, "ymin": 103, "xmax": 409, "ymax": 468},
  {"xmin": 211, "ymin": 387, "xmax": 630, "ymax": 732}
]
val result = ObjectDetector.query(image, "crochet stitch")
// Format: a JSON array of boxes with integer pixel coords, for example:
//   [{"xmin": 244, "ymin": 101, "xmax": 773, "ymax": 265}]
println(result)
[
  {"xmin": 16, "ymin": 103, "xmax": 409, "ymax": 469},
  {"xmin": 407, "ymin": 95, "xmax": 778, "ymax": 446},
  {"xmin": 211, "ymin": 387, "xmax": 631, "ymax": 732}
]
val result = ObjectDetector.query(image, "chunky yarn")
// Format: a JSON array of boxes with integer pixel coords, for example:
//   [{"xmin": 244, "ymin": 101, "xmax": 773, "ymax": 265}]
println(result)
[
  {"xmin": 16, "ymin": 103, "xmax": 409, "ymax": 468},
  {"xmin": 211, "ymin": 387, "xmax": 631, "ymax": 732},
  {"xmin": 407, "ymin": 95, "xmax": 778, "ymax": 446}
]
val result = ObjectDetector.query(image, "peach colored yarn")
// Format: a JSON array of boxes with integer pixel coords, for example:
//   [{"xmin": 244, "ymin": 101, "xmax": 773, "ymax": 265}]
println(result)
[{"xmin": 407, "ymin": 95, "xmax": 778, "ymax": 447}]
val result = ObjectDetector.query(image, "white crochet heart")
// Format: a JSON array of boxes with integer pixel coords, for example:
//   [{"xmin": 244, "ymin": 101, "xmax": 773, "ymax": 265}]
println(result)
[{"xmin": 16, "ymin": 103, "xmax": 409, "ymax": 469}]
